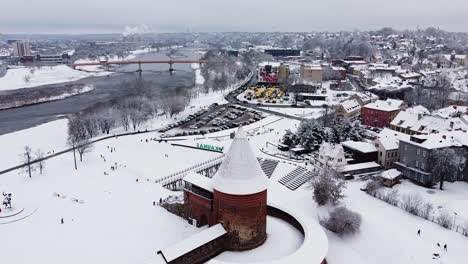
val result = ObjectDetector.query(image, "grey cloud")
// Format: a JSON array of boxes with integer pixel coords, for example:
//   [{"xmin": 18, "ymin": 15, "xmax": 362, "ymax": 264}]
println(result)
[{"xmin": 0, "ymin": 0, "xmax": 467, "ymax": 33}]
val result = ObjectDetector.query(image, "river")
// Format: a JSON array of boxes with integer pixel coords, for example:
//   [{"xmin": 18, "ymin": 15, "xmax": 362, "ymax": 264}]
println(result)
[{"xmin": 0, "ymin": 49, "xmax": 201, "ymax": 135}]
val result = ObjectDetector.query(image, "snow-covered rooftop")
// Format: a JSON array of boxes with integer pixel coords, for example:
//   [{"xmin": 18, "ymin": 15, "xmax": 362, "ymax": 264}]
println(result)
[
  {"xmin": 159, "ymin": 224, "xmax": 227, "ymax": 262},
  {"xmin": 342, "ymin": 140, "xmax": 378, "ymax": 153},
  {"xmin": 258, "ymin": 61, "xmax": 281, "ymax": 67},
  {"xmin": 212, "ymin": 127, "xmax": 268, "ymax": 195},
  {"xmin": 380, "ymin": 169, "xmax": 401, "ymax": 180},
  {"xmin": 340, "ymin": 99, "xmax": 361, "ymax": 113},
  {"xmin": 375, "ymin": 128, "xmax": 410, "ymax": 150},
  {"xmin": 401, "ymin": 133, "xmax": 463, "ymax": 149},
  {"xmin": 184, "ymin": 171, "xmax": 213, "ymax": 192},
  {"xmin": 338, "ymin": 162, "xmax": 380, "ymax": 173},
  {"xmin": 433, "ymin": 105, "xmax": 468, "ymax": 119},
  {"xmin": 364, "ymin": 99, "xmax": 404, "ymax": 112}
]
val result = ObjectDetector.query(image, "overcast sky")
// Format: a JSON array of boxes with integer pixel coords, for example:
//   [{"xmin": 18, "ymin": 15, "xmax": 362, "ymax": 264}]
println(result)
[{"xmin": 1, "ymin": 0, "xmax": 467, "ymax": 34}]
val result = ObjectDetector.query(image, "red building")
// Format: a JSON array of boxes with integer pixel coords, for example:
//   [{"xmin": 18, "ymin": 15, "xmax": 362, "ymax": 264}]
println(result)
[
  {"xmin": 183, "ymin": 127, "xmax": 268, "ymax": 250},
  {"xmin": 361, "ymin": 99, "xmax": 406, "ymax": 128}
]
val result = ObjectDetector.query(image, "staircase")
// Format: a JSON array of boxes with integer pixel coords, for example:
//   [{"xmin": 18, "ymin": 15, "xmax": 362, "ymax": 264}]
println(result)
[
  {"xmin": 260, "ymin": 159, "xmax": 279, "ymax": 178},
  {"xmin": 278, "ymin": 167, "xmax": 306, "ymax": 185},
  {"xmin": 285, "ymin": 171, "xmax": 315, "ymax": 190}
]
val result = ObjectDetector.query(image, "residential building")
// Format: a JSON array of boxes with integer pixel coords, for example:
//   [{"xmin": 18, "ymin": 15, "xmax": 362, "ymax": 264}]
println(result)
[
  {"xmin": 373, "ymin": 128, "xmax": 410, "ymax": 169},
  {"xmin": 336, "ymin": 99, "xmax": 361, "ymax": 121},
  {"xmin": 395, "ymin": 132, "xmax": 467, "ymax": 186},
  {"xmin": 341, "ymin": 140, "xmax": 378, "ymax": 163},
  {"xmin": 361, "ymin": 99, "xmax": 407, "ymax": 128},
  {"xmin": 317, "ymin": 143, "xmax": 347, "ymax": 169},
  {"xmin": 390, "ymin": 109, "xmax": 468, "ymax": 135},
  {"xmin": 349, "ymin": 91, "xmax": 379, "ymax": 106},
  {"xmin": 300, "ymin": 64, "xmax": 323, "ymax": 82}
]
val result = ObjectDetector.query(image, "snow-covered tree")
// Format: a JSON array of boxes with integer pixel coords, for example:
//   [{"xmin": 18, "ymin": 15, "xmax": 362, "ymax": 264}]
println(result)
[
  {"xmin": 281, "ymin": 129, "xmax": 299, "ymax": 147},
  {"xmin": 321, "ymin": 207, "xmax": 362, "ymax": 235},
  {"xmin": 429, "ymin": 148, "xmax": 460, "ymax": 190},
  {"xmin": 296, "ymin": 120, "xmax": 325, "ymax": 149},
  {"xmin": 310, "ymin": 169, "xmax": 346, "ymax": 206}
]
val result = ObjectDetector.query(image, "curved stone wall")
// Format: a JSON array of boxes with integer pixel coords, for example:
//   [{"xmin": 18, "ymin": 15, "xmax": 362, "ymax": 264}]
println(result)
[{"xmin": 213, "ymin": 190, "xmax": 267, "ymax": 250}]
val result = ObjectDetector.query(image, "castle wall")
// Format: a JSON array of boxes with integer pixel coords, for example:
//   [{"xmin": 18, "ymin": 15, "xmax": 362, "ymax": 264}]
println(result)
[
  {"xmin": 184, "ymin": 190, "xmax": 214, "ymax": 226},
  {"xmin": 213, "ymin": 190, "xmax": 267, "ymax": 250}
]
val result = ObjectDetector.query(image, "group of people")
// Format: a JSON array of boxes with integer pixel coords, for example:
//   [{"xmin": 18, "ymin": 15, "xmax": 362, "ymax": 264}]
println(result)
[
  {"xmin": 2, "ymin": 192, "xmax": 12, "ymax": 210},
  {"xmin": 417, "ymin": 229, "xmax": 448, "ymax": 260}
]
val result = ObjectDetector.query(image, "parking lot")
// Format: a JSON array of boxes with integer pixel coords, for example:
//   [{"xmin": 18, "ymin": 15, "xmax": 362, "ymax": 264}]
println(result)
[{"xmin": 159, "ymin": 104, "xmax": 264, "ymax": 137}]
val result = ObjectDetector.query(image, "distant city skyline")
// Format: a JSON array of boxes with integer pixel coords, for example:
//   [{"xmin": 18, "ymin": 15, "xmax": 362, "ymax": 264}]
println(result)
[{"xmin": 1, "ymin": 0, "xmax": 467, "ymax": 34}]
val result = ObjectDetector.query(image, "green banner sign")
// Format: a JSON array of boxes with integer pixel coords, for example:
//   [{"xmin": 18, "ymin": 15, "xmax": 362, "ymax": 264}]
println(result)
[{"xmin": 196, "ymin": 143, "xmax": 224, "ymax": 152}]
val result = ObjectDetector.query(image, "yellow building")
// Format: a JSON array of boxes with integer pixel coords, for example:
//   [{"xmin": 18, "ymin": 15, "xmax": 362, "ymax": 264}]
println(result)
[{"xmin": 300, "ymin": 64, "xmax": 323, "ymax": 82}]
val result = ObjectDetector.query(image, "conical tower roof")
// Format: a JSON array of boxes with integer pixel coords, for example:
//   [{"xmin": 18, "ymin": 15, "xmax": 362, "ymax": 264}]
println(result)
[{"xmin": 212, "ymin": 127, "xmax": 268, "ymax": 195}]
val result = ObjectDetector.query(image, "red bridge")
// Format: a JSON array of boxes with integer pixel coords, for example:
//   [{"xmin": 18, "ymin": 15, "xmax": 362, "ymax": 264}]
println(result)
[{"xmin": 71, "ymin": 59, "xmax": 212, "ymax": 74}]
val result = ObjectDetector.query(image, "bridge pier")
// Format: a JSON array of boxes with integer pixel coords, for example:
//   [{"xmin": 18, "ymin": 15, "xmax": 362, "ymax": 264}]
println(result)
[
  {"xmin": 169, "ymin": 62, "xmax": 174, "ymax": 75},
  {"xmin": 137, "ymin": 62, "xmax": 142, "ymax": 76}
]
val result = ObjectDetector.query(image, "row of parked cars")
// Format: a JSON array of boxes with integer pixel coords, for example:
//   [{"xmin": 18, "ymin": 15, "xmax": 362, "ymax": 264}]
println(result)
[
  {"xmin": 159, "ymin": 104, "xmax": 220, "ymax": 133},
  {"xmin": 159, "ymin": 104, "xmax": 265, "ymax": 138}
]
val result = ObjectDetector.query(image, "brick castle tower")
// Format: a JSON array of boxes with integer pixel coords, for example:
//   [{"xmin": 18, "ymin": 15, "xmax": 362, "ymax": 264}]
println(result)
[{"xmin": 212, "ymin": 127, "xmax": 268, "ymax": 250}]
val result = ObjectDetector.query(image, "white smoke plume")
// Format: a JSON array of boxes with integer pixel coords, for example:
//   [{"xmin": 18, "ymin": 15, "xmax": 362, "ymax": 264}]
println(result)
[{"xmin": 122, "ymin": 24, "xmax": 152, "ymax": 36}]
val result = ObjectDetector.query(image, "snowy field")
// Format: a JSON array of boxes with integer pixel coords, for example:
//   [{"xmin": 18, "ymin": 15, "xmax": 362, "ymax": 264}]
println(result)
[
  {"xmin": 0, "ymin": 133, "xmax": 220, "ymax": 264},
  {"xmin": 1, "ymin": 82, "xmax": 468, "ymax": 263},
  {"xmin": 323, "ymin": 180, "xmax": 468, "ymax": 264},
  {"xmin": 0, "ymin": 65, "xmax": 108, "ymax": 91},
  {"xmin": 0, "ymin": 119, "xmax": 69, "ymax": 169},
  {"xmin": 382, "ymin": 180, "xmax": 468, "ymax": 228}
]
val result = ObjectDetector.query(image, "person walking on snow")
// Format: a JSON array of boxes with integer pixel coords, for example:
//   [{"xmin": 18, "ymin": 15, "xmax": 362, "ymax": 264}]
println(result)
[
  {"xmin": 417, "ymin": 229, "xmax": 421, "ymax": 236},
  {"xmin": 444, "ymin": 244, "xmax": 447, "ymax": 251}
]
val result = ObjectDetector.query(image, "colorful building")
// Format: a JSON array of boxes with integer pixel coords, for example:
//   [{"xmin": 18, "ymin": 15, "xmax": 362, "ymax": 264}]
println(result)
[{"xmin": 361, "ymin": 99, "xmax": 407, "ymax": 128}]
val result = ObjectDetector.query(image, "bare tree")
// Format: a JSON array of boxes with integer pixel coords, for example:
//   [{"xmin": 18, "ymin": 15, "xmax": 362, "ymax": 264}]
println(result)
[
  {"xmin": 77, "ymin": 138, "xmax": 93, "ymax": 162},
  {"xmin": 420, "ymin": 202, "xmax": 434, "ymax": 220},
  {"xmin": 321, "ymin": 207, "xmax": 362, "ymax": 235},
  {"xmin": 437, "ymin": 212, "xmax": 453, "ymax": 229},
  {"xmin": 429, "ymin": 148, "xmax": 459, "ymax": 190},
  {"xmin": 401, "ymin": 193, "xmax": 423, "ymax": 216},
  {"xmin": 21, "ymin": 146, "xmax": 35, "ymax": 177},
  {"xmin": 35, "ymin": 149, "xmax": 46, "ymax": 175}
]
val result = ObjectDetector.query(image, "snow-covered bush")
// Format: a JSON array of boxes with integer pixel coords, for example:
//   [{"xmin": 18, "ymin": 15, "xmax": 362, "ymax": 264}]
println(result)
[
  {"xmin": 401, "ymin": 193, "xmax": 423, "ymax": 216},
  {"xmin": 365, "ymin": 179, "xmax": 382, "ymax": 196},
  {"xmin": 420, "ymin": 202, "xmax": 434, "ymax": 220},
  {"xmin": 437, "ymin": 212, "xmax": 453, "ymax": 229},
  {"xmin": 321, "ymin": 207, "xmax": 362, "ymax": 235},
  {"xmin": 311, "ymin": 169, "xmax": 346, "ymax": 206},
  {"xmin": 382, "ymin": 189, "xmax": 399, "ymax": 206}
]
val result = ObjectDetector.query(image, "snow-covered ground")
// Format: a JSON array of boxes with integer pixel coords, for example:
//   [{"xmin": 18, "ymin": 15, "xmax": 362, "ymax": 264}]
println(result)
[
  {"xmin": 0, "ymin": 119, "xmax": 69, "ymax": 170},
  {"xmin": 324, "ymin": 180, "xmax": 468, "ymax": 264},
  {"xmin": 0, "ymin": 133, "xmax": 218, "ymax": 264},
  {"xmin": 0, "ymin": 84, "xmax": 94, "ymax": 110},
  {"xmin": 191, "ymin": 63, "xmax": 205, "ymax": 85},
  {"xmin": 0, "ymin": 65, "xmax": 108, "ymax": 91},
  {"xmin": 215, "ymin": 216, "xmax": 303, "ymax": 262},
  {"xmin": 1, "ymin": 79, "xmax": 467, "ymax": 264},
  {"xmin": 260, "ymin": 107, "xmax": 323, "ymax": 118},
  {"xmin": 381, "ymin": 180, "xmax": 468, "ymax": 228}
]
